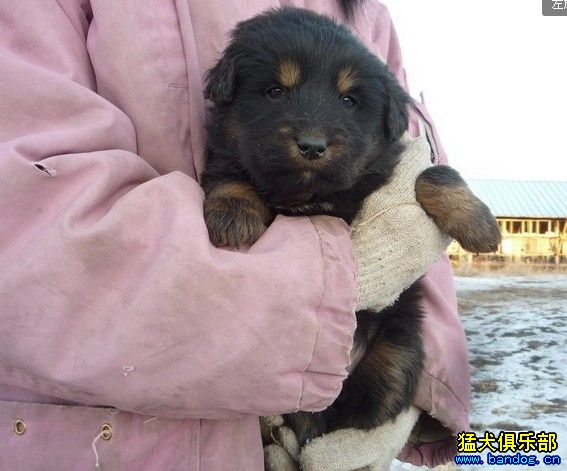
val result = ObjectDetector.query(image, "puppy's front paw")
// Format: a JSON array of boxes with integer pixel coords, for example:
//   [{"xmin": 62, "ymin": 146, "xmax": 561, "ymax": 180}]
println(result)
[
  {"xmin": 448, "ymin": 201, "xmax": 501, "ymax": 253},
  {"xmin": 205, "ymin": 202, "xmax": 267, "ymax": 248},
  {"xmin": 416, "ymin": 166, "xmax": 501, "ymax": 253},
  {"xmin": 204, "ymin": 182, "xmax": 271, "ymax": 248}
]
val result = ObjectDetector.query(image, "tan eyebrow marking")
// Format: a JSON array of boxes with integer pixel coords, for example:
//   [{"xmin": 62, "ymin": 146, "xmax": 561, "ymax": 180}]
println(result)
[
  {"xmin": 278, "ymin": 60, "xmax": 301, "ymax": 88},
  {"xmin": 337, "ymin": 66, "xmax": 357, "ymax": 94}
]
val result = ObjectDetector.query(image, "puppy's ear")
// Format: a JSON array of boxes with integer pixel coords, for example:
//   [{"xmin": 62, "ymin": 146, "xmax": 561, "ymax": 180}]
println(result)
[
  {"xmin": 204, "ymin": 52, "xmax": 238, "ymax": 104},
  {"xmin": 384, "ymin": 77, "xmax": 410, "ymax": 142}
]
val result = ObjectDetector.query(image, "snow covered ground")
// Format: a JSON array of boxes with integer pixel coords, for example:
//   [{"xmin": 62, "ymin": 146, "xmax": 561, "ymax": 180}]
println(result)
[{"xmin": 393, "ymin": 274, "xmax": 567, "ymax": 470}]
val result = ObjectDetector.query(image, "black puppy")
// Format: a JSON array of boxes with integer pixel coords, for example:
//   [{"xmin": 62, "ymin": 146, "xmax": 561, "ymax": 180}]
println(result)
[{"xmin": 202, "ymin": 8, "xmax": 500, "ymax": 445}]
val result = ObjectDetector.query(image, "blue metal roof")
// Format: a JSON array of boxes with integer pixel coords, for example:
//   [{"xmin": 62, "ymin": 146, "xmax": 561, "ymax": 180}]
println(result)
[{"xmin": 467, "ymin": 180, "xmax": 567, "ymax": 218}]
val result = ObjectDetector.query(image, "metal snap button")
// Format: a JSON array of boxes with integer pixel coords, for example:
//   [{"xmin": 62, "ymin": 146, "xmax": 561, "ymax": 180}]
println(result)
[
  {"xmin": 13, "ymin": 419, "xmax": 26, "ymax": 435},
  {"xmin": 100, "ymin": 423, "xmax": 113, "ymax": 441}
]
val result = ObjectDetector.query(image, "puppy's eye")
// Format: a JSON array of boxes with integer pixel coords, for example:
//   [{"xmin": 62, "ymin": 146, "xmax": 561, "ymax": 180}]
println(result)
[
  {"xmin": 267, "ymin": 86, "xmax": 284, "ymax": 100},
  {"xmin": 342, "ymin": 96, "xmax": 357, "ymax": 109}
]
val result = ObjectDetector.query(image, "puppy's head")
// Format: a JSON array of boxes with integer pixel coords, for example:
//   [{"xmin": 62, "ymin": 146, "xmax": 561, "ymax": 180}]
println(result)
[{"xmin": 205, "ymin": 8, "xmax": 410, "ymax": 205}]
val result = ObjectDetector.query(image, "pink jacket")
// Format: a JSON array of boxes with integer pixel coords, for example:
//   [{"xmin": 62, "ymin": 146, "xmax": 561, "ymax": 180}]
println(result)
[{"xmin": 0, "ymin": 0, "xmax": 469, "ymax": 469}]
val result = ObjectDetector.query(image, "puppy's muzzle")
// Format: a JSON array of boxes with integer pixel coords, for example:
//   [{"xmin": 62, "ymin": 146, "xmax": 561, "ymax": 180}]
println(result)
[{"xmin": 296, "ymin": 135, "xmax": 327, "ymax": 160}]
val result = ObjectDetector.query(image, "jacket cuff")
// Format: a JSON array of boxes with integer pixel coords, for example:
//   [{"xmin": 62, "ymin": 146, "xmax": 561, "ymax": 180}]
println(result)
[
  {"xmin": 297, "ymin": 216, "xmax": 357, "ymax": 412},
  {"xmin": 398, "ymin": 435, "xmax": 458, "ymax": 468}
]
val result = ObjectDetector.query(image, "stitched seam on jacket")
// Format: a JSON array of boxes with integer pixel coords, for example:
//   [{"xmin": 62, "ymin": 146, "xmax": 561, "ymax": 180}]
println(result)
[
  {"xmin": 422, "ymin": 370, "xmax": 469, "ymax": 412},
  {"xmin": 296, "ymin": 219, "xmax": 327, "ymax": 411},
  {"xmin": 155, "ymin": 0, "xmax": 189, "ymax": 89},
  {"xmin": 173, "ymin": 0, "xmax": 198, "ymax": 179},
  {"xmin": 197, "ymin": 418, "xmax": 201, "ymax": 471},
  {"xmin": 54, "ymin": 0, "xmax": 88, "ymax": 45}
]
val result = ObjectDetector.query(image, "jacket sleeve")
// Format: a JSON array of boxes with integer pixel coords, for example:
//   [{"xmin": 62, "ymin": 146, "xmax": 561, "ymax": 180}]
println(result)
[
  {"xmin": 366, "ymin": 0, "xmax": 471, "ymax": 438},
  {"xmin": 0, "ymin": 0, "xmax": 357, "ymax": 420}
]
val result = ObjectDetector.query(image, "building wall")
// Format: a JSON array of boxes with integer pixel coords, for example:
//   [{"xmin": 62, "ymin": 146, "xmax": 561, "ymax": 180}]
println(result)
[{"xmin": 448, "ymin": 218, "xmax": 567, "ymax": 260}]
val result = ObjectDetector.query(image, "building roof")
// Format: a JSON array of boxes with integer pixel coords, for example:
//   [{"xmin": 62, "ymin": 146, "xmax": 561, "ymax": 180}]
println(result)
[{"xmin": 467, "ymin": 180, "xmax": 567, "ymax": 218}]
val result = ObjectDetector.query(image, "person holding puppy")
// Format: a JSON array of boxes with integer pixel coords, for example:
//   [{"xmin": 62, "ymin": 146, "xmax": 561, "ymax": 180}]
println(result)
[{"xmin": 0, "ymin": 0, "xmax": 469, "ymax": 469}]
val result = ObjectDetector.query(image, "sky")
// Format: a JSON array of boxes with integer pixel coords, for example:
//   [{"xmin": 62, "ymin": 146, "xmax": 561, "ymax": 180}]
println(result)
[{"xmin": 384, "ymin": 1, "xmax": 567, "ymax": 182}]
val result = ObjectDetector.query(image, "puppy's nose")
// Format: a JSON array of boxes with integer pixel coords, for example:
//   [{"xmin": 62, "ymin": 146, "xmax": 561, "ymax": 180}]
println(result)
[{"xmin": 297, "ymin": 136, "xmax": 327, "ymax": 160}]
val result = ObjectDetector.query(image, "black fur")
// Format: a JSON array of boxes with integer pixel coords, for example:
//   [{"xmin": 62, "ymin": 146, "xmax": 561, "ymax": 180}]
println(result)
[{"xmin": 202, "ymin": 8, "xmax": 423, "ymax": 443}]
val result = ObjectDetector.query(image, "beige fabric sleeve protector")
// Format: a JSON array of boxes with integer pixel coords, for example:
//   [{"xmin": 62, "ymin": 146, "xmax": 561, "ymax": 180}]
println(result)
[{"xmin": 353, "ymin": 132, "xmax": 452, "ymax": 311}]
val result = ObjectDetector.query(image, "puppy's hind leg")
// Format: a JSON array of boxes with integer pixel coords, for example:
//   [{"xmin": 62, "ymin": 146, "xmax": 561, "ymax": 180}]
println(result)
[
  {"xmin": 326, "ymin": 282, "xmax": 424, "ymax": 432},
  {"xmin": 282, "ymin": 411, "xmax": 328, "ymax": 448},
  {"xmin": 416, "ymin": 166, "xmax": 501, "ymax": 253}
]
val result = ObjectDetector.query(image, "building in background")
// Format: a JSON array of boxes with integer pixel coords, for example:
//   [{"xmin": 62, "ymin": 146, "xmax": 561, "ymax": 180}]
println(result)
[{"xmin": 448, "ymin": 180, "xmax": 567, "ymax": 264}]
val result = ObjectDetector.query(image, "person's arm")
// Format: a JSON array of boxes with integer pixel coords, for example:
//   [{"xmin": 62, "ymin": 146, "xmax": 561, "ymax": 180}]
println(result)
[{"xmin": 0, "ymin": 0, "xmax": 357, "ymax": 420}]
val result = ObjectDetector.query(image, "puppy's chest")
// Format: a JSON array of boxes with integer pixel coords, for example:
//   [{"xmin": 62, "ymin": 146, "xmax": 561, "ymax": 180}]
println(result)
[
  {"xmin": 274, "ymin": 201, "xmax": 336, "ymax": 216},
  {"xmin": 268, "ymin": 183, "xmax": 376, "ymax": 225}
]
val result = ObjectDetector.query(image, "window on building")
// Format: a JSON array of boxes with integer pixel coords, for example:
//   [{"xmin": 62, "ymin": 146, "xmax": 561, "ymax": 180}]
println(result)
[{"xmin": 539, "ymin": 221, "xmax": 549, "ymax": 234}]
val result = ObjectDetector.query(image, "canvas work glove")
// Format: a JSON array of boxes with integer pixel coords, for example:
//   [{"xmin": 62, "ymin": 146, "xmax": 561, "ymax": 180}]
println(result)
[{"xmin": 352, "ymin": 132, "xmax": 452, "ymax": 311}]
